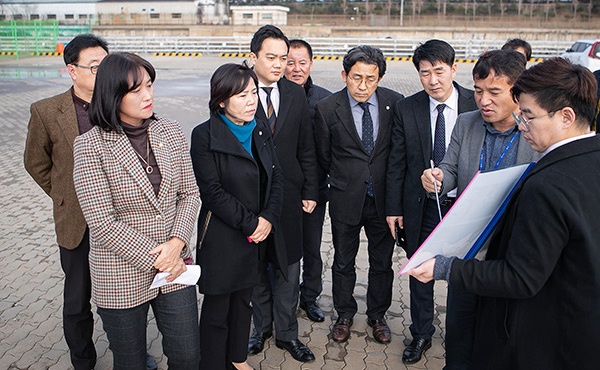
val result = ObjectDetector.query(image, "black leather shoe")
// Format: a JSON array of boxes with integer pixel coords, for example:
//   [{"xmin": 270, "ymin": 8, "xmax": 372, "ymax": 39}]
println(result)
[
  {"xmin": 248, "ymin": 331, "xmax": 272, "ymax": 355},
  {"xmin": 402, "ymin": 337, "xmax": 432, "ymax": 364},
  {"xmin": 299, "ymin": 301, "xmax": 325, "ymax": 322},
  {"xmin": 275, "ymin": 339, "xmax": 316, "ymax": 363}
]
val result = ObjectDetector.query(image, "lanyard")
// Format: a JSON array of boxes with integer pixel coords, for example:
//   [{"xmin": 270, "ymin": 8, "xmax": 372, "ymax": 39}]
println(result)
[{"xmin": 479, "ymin": 132, "xmax": 519, "ymax": 171}]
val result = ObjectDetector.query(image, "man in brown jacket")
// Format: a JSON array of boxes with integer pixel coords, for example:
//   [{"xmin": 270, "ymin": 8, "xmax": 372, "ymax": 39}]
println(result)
[{"xmin": 24, "ymin": 34, "xmax": 108, "ymax": 370}]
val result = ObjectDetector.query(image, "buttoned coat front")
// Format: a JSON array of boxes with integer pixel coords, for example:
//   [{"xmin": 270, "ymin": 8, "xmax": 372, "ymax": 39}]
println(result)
[
  {"xmin": 73, "ymin": 117, "xmax": 199, "ymax": 309},
  {"xmin": 190, "ymin": 115, "xmax": 285, "ymax": 295},
  {"xmin": 24, "ymin": 90, "xmax": 87, "ymax": 249},
  {"xmin": 315, "ymin": 87, "xmax": 404, "ymax": 225}
]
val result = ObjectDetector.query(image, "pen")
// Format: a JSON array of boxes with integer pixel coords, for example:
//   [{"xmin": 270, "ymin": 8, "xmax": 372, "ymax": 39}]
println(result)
[{"xmin": 430, "ymin": 160, "xmax": 443, "ymax": 222}]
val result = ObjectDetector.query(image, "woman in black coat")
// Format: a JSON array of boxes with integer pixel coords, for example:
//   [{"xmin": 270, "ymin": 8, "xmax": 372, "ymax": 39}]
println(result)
[{"xmin": 190, "ymin": 63, "xmax": 284, "ymax": 370}]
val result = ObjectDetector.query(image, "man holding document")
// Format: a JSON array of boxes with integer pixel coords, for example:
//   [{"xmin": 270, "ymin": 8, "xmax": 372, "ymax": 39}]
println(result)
[
  {"xmin": 411, "ymin": 58, "xmax": 600, "ymax": 369},
  {"xmin": 420, "ymin": 49, "xmax": 540, "ymax": 370}
]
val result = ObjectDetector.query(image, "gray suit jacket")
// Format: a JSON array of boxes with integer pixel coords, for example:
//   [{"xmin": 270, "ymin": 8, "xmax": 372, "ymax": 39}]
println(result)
[{"xmin": 439, "ymin": 110, "xmax": 542, "ymax": 197}]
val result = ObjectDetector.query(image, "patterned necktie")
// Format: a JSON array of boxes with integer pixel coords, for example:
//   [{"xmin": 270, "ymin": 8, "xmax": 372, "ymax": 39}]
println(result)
[
  {"xmin": 262, "ymin": 87, "xmax": 276, "ymax": 133},
  {"xmin": 359, "ymin": 102, "xmax": 375, "ymax": 196},
  {"xmin": 358, "ymin": 102, "xmax": 374, "ymax": 155},
  {"xmin": 433, "ymin": 104, "xmax": 447, "ymax": 167}
]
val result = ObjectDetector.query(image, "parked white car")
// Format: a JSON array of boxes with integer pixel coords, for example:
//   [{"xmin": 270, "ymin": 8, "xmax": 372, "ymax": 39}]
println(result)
[{"xmin": 560, "ymin": 40, "xmax": 600, "ymax": 72}]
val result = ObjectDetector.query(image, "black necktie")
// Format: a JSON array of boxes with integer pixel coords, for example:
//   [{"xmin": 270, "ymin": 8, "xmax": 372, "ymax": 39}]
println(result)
[
  {"xmin": 262, "ymin": 87, "xmax": 276, "ymax": 133},
  {"xmin": 359, "ymin": 102, "xmax": 374, "ymax": 196},
  {"xmin": 433, "ymin": 104, "xmax": 446, "ymax": 167}
]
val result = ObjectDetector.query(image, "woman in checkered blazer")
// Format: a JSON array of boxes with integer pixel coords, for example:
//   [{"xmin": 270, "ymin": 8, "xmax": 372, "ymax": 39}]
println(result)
[{"xmin": 73, "ymin": 52, "xmax": 200, "ymax": 369}]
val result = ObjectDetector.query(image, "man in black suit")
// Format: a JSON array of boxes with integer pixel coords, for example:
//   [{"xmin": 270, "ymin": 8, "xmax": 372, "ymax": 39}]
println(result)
[
  {"xmin": 284, "ymin": 39, "xmax": 332, "ymax": 323},
  {"xmin": 315, "ymin": 45, "xmax": 403, "ymax": 344},
  {"xmin": 385, "ymin": 39, "xmax": 477, "ymax": 365},
  {"xmin": 247, "ymin": 25, "xmax": 318, "ymax": 363}
]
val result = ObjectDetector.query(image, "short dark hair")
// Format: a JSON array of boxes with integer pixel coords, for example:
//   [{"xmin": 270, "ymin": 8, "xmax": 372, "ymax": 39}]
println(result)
[
  {"xmin": 209, "ymin": 62, "xmax": 259, "ymax": 114},
  {"xmin": 472, "ymin": 50, "xmax": 526, "ymax": 85},
  {"xmin": 342, "ymin": 45, "xmax": 387, "ymax": 78},
  {"xmin": 250, "ymin": 25, "xmax": 289, "ymax": 55},
  {"xmin": 89, "ymin": 52, "xmax": 156, "ymax": 132},
  {"xmin": 512, "ymin": 57, "xmax": 597, "ymax": 129},
  {"xmin": 63, "ymin": 34, "xmax": 108, "ymax": 66},
  {"xmin": 501, "ymin": 38, "xmax": 532, "ymax": 60},
  {"xmin": 412, "ymin": 39, "xmax": 455, "ymax": 71},
  {"xmin": 289, "ymin": 39, "xmax": 313, "ymax": 60}
]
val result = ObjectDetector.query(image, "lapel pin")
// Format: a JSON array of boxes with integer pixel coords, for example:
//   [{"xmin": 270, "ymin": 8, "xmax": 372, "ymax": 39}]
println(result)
[
  {"xmin": 386, "ymin": 105, "xmax": 390, "ymax": 110},
  {"xmin": 258, "ymin": 131, "xmax": 263, "ymax": 136}
]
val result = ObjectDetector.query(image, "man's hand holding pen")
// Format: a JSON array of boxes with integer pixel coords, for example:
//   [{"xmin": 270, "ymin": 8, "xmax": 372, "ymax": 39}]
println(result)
[{"xmin": 421, "ymin": 167, "xmax": 444, "ymax": 194}]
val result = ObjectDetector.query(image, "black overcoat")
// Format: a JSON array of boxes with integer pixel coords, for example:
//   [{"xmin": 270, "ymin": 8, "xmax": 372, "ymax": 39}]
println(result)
[
  {"xmin": 190, "ymin": 115, "xmax": 285, "ymax": 295},
  {"xmin": 450, "ymin": 135, "xmax": 600, "ymax": 370},
  {"xmin": 254, "ymin": 78, "xmax": 319, "ymax": 265}
]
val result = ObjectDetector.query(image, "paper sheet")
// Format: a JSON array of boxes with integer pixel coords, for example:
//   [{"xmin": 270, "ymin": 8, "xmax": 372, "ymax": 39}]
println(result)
[
  {"xmin": 149, "ymin": 265, "xmax": 201, "ymax": 290},
  {"xmin": 400, "ymin": 163, "xmax": 533, "ymax": 274}
]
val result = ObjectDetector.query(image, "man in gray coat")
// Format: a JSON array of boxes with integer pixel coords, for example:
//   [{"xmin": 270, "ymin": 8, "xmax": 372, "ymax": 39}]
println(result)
[{"xmin": 422, "ymin": 50, "xmax": 541, "ymax": 369}]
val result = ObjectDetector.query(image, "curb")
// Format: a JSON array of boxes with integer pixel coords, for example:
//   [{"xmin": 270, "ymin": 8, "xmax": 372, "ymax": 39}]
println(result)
[{"xmin": 152, "ymin": 52, "xmax": 203, "ymax": 57}]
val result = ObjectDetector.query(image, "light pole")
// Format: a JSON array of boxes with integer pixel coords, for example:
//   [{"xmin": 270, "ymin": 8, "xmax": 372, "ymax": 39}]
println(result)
[{"xmin": 353, "ymin": 6, "xmax": 359, "ymax": 25}]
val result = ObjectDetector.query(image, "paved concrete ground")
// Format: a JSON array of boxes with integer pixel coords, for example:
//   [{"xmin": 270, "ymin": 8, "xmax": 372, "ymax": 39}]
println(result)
[{"xmin": 0, "ymin": 55, "xmax": 477, "ymax": 370}]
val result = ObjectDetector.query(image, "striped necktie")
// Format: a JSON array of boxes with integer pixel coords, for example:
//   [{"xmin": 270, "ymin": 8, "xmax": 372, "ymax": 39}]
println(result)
[{"xmin": 262, "ymin": 87, "xmax": 277, "ymax": 133}]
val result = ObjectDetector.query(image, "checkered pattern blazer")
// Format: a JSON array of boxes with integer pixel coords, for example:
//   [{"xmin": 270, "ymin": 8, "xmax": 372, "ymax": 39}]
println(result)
[{"xmin": 73, "ymin": 116, "xmax": 200, "ymax": 309}]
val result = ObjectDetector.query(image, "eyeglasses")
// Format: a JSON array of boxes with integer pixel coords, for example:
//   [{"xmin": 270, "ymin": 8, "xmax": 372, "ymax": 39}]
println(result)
[
  {"xmin": 512, "ymin": 111, "xmax": 556, "ymax": 131},
  {"xmin": 348, "ymin": 74, "xmax": 379, "ymax": 87},
  {"xmin": 72, "ymin": 63, "xmax": 99, "ymax": 75}
]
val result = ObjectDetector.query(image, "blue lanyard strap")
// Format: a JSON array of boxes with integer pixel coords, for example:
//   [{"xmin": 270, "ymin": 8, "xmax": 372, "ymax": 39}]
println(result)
[{"xmin": 479, "ymin": 132, "xmax": 519, "ymax": 171}]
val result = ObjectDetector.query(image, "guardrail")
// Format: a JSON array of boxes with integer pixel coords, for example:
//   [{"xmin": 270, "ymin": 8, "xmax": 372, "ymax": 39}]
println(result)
[{"xmin": 1, "ymin": 35, "xmax": 574, "ymax": 60}]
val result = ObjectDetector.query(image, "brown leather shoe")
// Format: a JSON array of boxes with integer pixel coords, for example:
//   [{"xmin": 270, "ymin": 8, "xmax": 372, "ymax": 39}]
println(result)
[
  {"xmin": 367, "ymin": 318, "xmax": 391, "ymax": 344},
  {"xmin": 331, "ymin": 317, "xmax": 353, "ymax": 342}
]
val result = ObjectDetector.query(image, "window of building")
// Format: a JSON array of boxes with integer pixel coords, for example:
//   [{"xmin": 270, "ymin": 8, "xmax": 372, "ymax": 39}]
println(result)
[
  {"xmin": 80, "ymin": 14, "xmax": 88, "ymax": 20},
  {"xmin": 13, "ymin": 14, "xmax": 23, "ymax": 20},
  {"xmin": 0, "ymin": 15, "xmax": 5, "ymax": 21},
  {"xmin": 47, "ymin": 14, "xmax": 57, "ymax": 20},
  {"xmin": 172, "ymin": 13, "xmax": 182, "ymax": 19},
  {"xmin": 242, "ymin": 13, "xmax": 253, "ymax": 19},
  {"xmin": 150, "ymin": 13, "xmax": 160, "ymax": 19},
  {"xmin": 30, "ymin": 14, "xmax": 40, "ymax": 20},
  {"xmin": 65, "ymin": 14, "xmax": 74, "ymax": 20},
  {"xmin": 262, "ymin": 13, "xmax": 273, "ymax": 20}
]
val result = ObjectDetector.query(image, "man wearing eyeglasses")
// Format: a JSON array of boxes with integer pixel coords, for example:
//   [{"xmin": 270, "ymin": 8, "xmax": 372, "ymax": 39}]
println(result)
[
  {"xmin": 314, "ymin": 45, "xmax": 403, "ymax": 345},
  {"xmin": 420, "ymin": 50, "xmax": 540, "ymax": 369},
  {"xmin": 410, "ymin": 57, "xmax": 600, "ymax": 370},
  {"xmin": 24, "ymin": 34, "xmax": 108, "ymax": 370}
]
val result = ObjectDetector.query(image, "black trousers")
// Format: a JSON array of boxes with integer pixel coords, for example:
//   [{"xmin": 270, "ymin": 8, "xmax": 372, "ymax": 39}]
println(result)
[
  {"xmin": 408, "ymin": 200, "xmax": 451, "ymax": 340},
  {"xmin": 200, "ymin": 287, "xmax": 254, "ymax": 370},
  {"xmin": 331, "ymin": 196, "xmax": 394, "ymax": 320},
  {"xmin": 299, "ymin": 202, "xmax": 326, "ymax": 304},
  {"xmin": 58, "ymin": 228, "xmax": 96, "ymax": 370},
  {"xmin": 444, "ymin": 286, "xmax": 477, "ymax": 370}
]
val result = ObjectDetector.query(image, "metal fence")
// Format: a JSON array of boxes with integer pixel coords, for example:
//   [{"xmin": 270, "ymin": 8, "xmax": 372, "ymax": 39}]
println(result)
[
  {"xmin": 97, "ymin": 36, "xmax": 573, "ymax": 60},
  {"xmin": 1, "ymin": 35, "xmax": 574, "ymax": 60}
]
